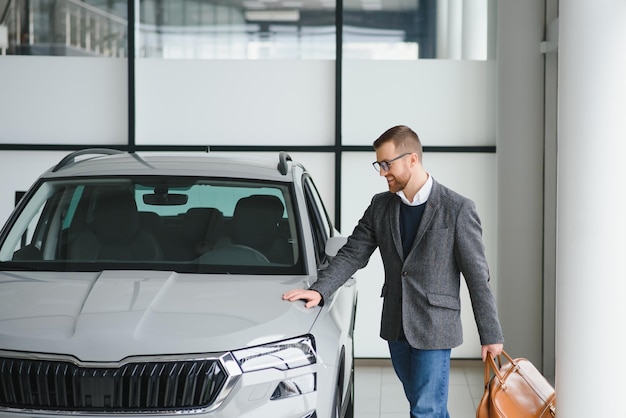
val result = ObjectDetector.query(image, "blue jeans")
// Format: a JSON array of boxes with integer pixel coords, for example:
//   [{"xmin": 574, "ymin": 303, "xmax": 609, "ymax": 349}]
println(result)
[{"xmin": 388, "ymin": 339, "xmax": 451, "ymax": 418}]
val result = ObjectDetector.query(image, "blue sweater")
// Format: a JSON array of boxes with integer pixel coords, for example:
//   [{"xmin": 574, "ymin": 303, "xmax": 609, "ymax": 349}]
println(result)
[{"xmin": 399, "ymin": 202, "xmax": 427, "ymax": 259}]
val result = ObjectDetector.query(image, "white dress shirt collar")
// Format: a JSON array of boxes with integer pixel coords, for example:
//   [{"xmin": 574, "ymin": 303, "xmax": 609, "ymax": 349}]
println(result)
[{"xmin": 396, "ymin": 174, "xmax": 432, "ymax": 206}]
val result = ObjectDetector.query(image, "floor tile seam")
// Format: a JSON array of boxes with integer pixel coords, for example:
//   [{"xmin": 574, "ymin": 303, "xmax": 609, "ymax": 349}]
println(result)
[{"xmin": 356, "ymin": 365, "xmax": 386, "ymax": 415}]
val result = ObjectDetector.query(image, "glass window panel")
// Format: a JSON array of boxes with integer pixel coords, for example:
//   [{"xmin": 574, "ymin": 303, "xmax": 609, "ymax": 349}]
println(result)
[
  {"xmin": 343, "ymin": 0, "xmax": 492, "ymax": 60},
  {"xmin": 137, "ymin": 0, "xmax": 335, "ymax": 59},
  {"xmin": 1, "ymin": 0, "xmax": 128, "ymax": 57}
]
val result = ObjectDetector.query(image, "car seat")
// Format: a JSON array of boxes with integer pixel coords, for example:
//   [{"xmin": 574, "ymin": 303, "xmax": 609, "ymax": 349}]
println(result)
[
  {"xmin": 68, "ymin": 190, "xmax": 163, "ymax": 261},
  {"xmin": 167, "ymin": 207, "xmax": 225, "ymax": 260},
  {"xmin": 230, "ymin": 195, "xmax": 292, "ymax": 264}
]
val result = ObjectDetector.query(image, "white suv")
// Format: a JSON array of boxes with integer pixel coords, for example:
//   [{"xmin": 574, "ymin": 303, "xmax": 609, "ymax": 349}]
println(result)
[{"xmin": 0, "ymin": 149, "xmax": 356, "ymax": 418}]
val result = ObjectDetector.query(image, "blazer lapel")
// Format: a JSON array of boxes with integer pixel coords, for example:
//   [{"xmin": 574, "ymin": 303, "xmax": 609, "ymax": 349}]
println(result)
[
  {"xmin": 412, "ymin": 180, "xmax": 440, "ymax": 249},
  {"xmin": 388, "ymin": 195, "xmax": 404, "ymax": 259}
]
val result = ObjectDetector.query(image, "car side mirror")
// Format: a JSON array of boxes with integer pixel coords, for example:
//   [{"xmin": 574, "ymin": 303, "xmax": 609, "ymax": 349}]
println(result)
[{"xmin": 325, "ymin": 236, "xmax": 348, "ymax": 258}]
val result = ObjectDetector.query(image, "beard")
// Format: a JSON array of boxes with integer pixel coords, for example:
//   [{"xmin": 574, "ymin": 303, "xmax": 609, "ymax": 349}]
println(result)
[{"xmin": 385, "ymin": 173, "xmax": 410, "ymax": 194}]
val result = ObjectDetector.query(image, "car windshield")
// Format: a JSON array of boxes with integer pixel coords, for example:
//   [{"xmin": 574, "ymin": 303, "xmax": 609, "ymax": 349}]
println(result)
[{"xmin": 0, "ymin": 176, "xmax": 304, "ymax": 274}]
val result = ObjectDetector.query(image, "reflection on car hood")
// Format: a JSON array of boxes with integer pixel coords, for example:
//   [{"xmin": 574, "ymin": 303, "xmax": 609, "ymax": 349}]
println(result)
[{"xmin": 0, "ymin": 270, "xmax": 318, "ymax": 362}]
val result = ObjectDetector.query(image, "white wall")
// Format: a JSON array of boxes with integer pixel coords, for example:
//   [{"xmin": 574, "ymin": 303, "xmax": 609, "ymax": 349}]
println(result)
[
  {"xmin": 0, "ymin": 57, "xmax": 127, "ymax": 144},
  {"xmin": 135, "ymin": 60, "xmax": 336, "ymax": 146},
  {"xmin": 0, "ymin": 151, "xmax": 68, "ymax": 223},
  {"xmin": 0, "ymin": 57, "xmax": 498, "ymax": 359},
  {"xmin": 342, "ymin": 60, "xmax": 496, "ymax": 146}
]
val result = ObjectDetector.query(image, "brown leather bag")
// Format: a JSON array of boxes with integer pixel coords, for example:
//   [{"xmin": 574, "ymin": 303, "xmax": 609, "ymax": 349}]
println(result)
[{"xmin": 477, "ymin": 350, "xmax": 556, "ymax": 417}]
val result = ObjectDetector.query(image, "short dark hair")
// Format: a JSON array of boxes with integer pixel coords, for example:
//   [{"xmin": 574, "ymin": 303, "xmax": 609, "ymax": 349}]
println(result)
[{"xmin": 373, "ymin": 125, "xmax": 422, "ymax": 161}]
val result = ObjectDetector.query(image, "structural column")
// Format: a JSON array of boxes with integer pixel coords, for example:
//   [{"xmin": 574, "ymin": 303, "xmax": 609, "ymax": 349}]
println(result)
[
  {"xmin": 448, "ymin": 0, "xmax": 463, "ymax": 58},
  {"xmin": 461, "ymin": 0, "xmax": 488, "ymax": 59},
  {"xmin": 495, "ymin": 0, "xmax": 545, "ymax": 367},
  {"xmin": 556, "ymin": 1, "xmax": 626, "ymax": 415}
]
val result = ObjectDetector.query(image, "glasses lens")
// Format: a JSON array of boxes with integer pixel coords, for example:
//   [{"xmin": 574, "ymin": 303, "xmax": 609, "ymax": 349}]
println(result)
[
  {"xmin": 372, "ymin": 161, "xmax": 390, "ymax": 172},
  {"xmin": 373, "ymin": 153, "xmax": 410, "ymax": 172}
]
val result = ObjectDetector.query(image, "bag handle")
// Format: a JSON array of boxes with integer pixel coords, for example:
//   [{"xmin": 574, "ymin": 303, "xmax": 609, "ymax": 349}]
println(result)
[
  {"xmin": 483, "ymin": 350, "xmax": 517, "ymax": 386},
  {"xmin": 483, "ymin": 350, "xmax": 556, "ymax": 418}
]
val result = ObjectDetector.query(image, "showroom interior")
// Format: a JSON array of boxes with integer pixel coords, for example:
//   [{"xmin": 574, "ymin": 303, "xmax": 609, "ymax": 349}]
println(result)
[{"xmin": 0, "ymin": 0, "xmax": 624, "ymax": 416}]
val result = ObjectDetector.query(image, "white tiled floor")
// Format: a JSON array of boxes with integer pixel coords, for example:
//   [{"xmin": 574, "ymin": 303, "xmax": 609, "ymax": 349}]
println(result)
[{"xmin": 354, "ymin": 359, "xmax": 484, "ymax": 418}]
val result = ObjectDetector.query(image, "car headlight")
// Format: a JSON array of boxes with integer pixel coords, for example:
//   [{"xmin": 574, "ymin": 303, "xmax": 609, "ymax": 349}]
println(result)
[{"xmin": 232, "ymin": 335, "xmax": 316, "ymax": 373}]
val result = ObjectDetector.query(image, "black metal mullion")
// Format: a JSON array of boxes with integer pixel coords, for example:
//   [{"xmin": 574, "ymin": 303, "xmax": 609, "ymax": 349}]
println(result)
[
  {"xmin": 127, "ymin": 0, "xmax": 136, "ymax": 152},
  {"xmin": 334, "ymin": 0, "xmax": 343, "ymax": 232}
]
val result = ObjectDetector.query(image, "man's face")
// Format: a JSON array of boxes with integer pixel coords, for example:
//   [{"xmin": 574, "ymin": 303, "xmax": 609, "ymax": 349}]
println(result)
[{"xmin": 375, "ymin": 142, "xmax": 413, "ymax": 194}]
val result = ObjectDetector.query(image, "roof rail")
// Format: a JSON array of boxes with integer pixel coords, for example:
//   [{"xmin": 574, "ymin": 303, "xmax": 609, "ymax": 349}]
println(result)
[
  {"xmin": 52, "ymin": 148, "xmax": 125, "ymax": 172},
  {"xmin": 277, "ymin": 151, "xmax": 292, "ymax": 175}
]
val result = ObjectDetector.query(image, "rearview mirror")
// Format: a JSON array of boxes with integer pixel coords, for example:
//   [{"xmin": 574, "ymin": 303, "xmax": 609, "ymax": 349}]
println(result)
[{"xmin": 143, "ymin": 193, "xmax": 188, "ymax": 205}]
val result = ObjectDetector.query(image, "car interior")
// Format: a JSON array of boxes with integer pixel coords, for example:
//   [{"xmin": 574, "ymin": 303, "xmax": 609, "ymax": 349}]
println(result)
[{"xmin": 6, "ymin": 179, "xmax": 301, "ymax": 272}]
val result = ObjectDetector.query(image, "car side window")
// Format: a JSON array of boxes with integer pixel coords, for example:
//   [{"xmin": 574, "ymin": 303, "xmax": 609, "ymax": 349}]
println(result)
[{"xmin": 303, "ymin": 176, "xmax": 332, "ymax": 265}]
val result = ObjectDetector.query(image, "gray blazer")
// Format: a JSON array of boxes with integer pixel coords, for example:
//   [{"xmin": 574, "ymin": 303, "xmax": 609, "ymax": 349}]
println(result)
[{"xmin": 310, "ymin": 179, "xmax": 504, "ymax": 350}]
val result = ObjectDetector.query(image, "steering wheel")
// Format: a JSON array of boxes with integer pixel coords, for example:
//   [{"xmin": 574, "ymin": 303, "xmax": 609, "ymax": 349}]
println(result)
[
  {"xmin": 198, "ymin": 244, "xmax": 270, "ymax": 265},
  {"xmin": 225, "ymin": 244, "xmax": 270, "ymax": 263}
]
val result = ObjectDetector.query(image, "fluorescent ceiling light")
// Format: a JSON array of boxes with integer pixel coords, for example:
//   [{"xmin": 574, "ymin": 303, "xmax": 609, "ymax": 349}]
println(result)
[
  {"xmin": 243, "ymin": 1, "xmax": 265, "ymax": 9},
  {"xmin": 245, "ymin": 10, "xmax": 301, "ymax": 22},
  {"xmin": 361, "ymin": 0, "xmax": 383, "ymax": 10}
]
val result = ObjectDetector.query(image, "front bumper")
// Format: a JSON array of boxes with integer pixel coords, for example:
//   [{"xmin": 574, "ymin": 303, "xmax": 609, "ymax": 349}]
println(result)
[{"xmin": 0, "ymin": 351, "xmax": 331, "ymax": 418}]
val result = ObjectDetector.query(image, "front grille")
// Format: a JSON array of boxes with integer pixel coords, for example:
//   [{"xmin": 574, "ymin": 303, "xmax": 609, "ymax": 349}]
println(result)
[{"xmin": 0, "ymin": 355, "xmax": 229, "ymax": 413}]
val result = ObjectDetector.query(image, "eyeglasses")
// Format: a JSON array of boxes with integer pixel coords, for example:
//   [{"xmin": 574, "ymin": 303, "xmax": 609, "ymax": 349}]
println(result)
[{"xmin": 372, "ymin": 153, "xmax": 411, "ymax": 172}]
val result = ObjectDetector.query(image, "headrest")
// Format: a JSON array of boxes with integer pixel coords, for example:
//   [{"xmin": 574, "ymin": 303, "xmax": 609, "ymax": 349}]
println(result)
[
  {"xmin": 93, "ymin": 190, "xmax": 140, "ymax": 241},
  {"xmin": 183, "ymin": 208, "xmax": 224, "ymax": 239},
  {"xmin": 232, "ymin": 195, "xmax": 284, "ymax": 247},
  {"xmin": 233, "ymin": 195, "xmax": 284, "ymax": 222}
]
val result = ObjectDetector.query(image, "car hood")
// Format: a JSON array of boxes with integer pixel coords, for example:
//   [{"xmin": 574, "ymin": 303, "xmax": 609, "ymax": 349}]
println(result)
[{"xmin": 0, "ymin": 270, "xmax": 319, "ymax": 362}]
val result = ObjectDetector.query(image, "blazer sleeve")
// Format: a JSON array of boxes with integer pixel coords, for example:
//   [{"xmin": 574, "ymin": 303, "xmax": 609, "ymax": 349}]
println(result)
[
  {"xmin": 309, "ymin": 195, "xmax": 381, "ymax": 301},
  {"xmin": 454, "ymin": 199, "xmax": 505, "ymax": 345}
]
